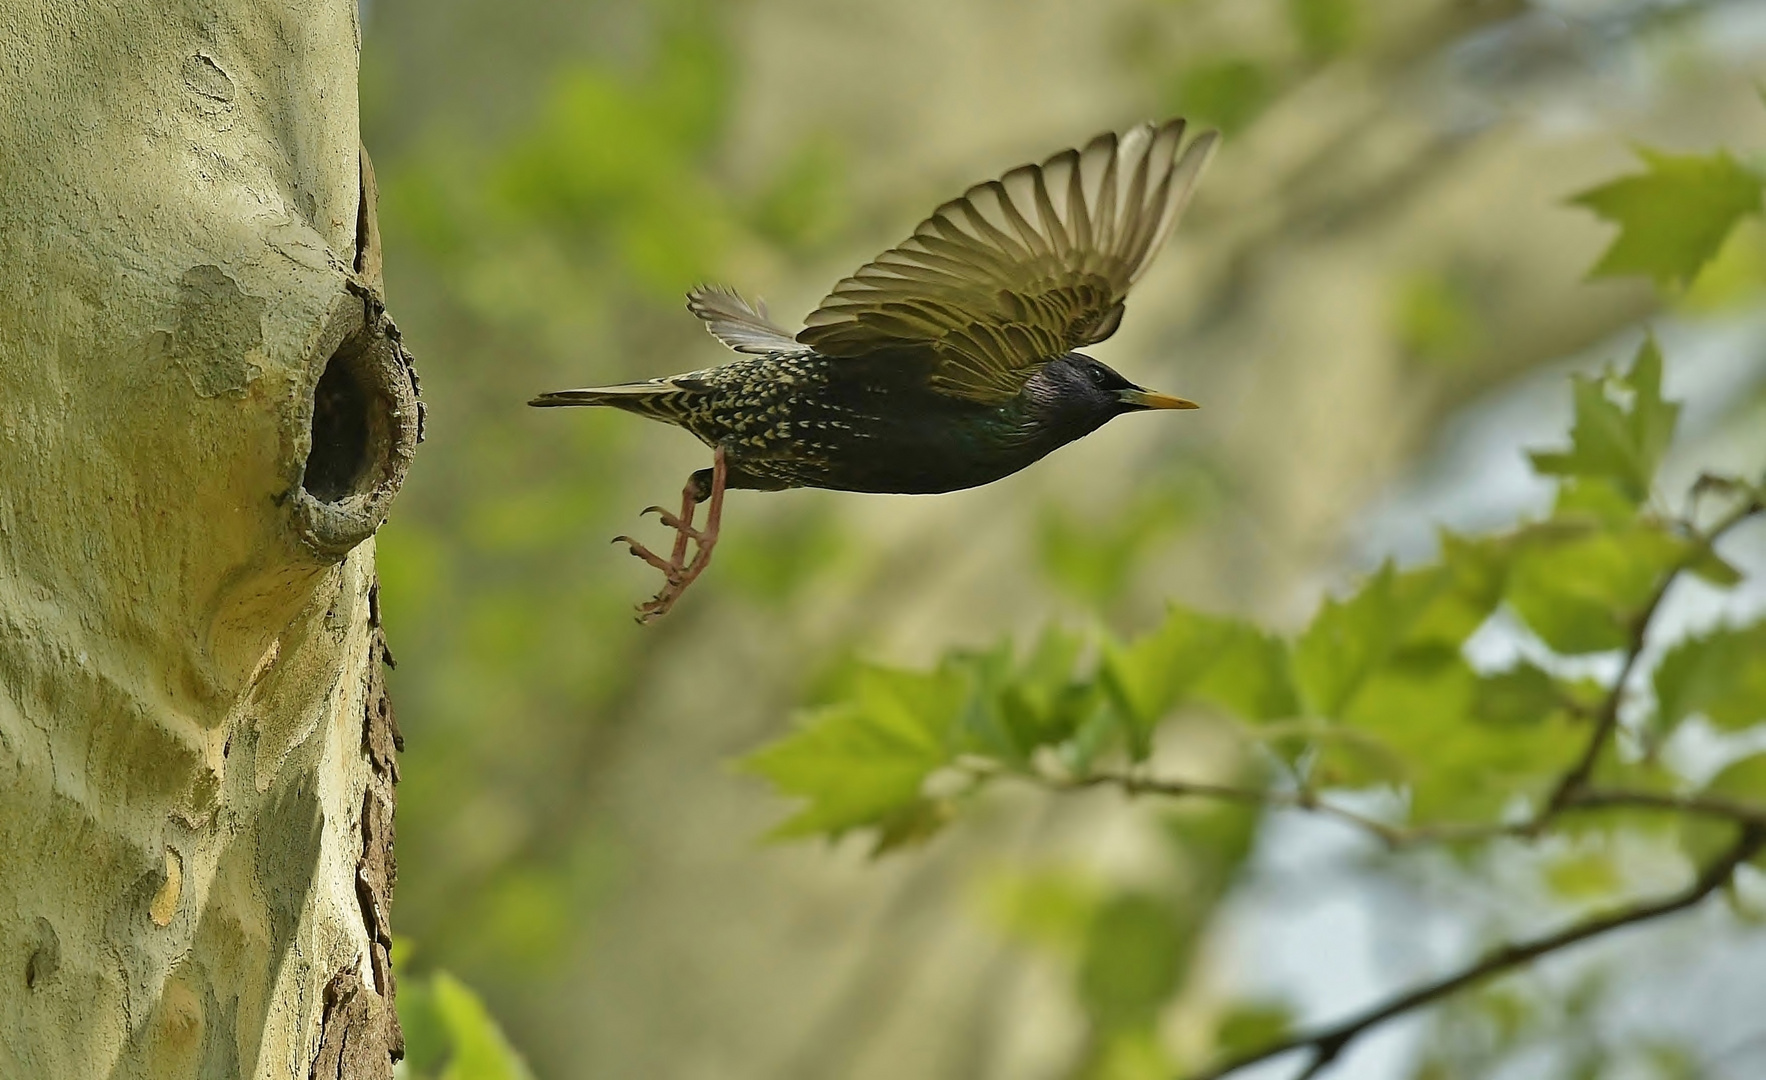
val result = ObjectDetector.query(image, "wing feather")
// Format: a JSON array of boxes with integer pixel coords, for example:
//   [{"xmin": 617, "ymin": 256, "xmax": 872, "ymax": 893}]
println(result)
[
  {"xmin": 687, "ymin": 284, "xmax": 809, "ymax": 356},
  {"xmin": 796, "ymin": 118, "xmax": 1218, "ymax": 403}
]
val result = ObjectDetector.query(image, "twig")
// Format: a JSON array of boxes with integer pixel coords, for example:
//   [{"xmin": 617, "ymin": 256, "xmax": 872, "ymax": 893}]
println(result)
[
  {"xmin": 1548, "ymin": 494, "xmax": 1762, "ymax": 810},
  {"xmin": 1068, "ymin": 771, "xmax": 1525, "ymax": 850},
  {"xmin": 1178, "ymin": 826, "xmax": 1766, "ymax": 1080},
  {"xmin": 1051, "ymin": 489, "xmax": 1766, "ymax": 1080},
  {"xmin": 1069, "ymin": 772, "xmax": 1766, "ymax": 849},
  {"xmin": 1569, "ymin": 787, "xmax": 1766, "ymax": 829}
]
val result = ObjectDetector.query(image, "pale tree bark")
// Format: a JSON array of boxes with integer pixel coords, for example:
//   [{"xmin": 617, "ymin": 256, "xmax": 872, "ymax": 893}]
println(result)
[{"xmin": 0, "ymin": 2, "xmax": 418, "ymax": 1078}]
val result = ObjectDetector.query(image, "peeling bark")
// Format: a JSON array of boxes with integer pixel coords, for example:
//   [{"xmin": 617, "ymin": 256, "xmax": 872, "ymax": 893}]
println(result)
[{"xmin": 0, "ymin": 2, "xmax": 415, "ymax": 1078}]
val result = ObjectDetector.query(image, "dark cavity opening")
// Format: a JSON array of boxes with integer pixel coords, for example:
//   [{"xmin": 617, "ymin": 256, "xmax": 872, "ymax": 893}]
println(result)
[{"xmin": 304, "ymin": 347, "xmax": 372, "ymax": 503}]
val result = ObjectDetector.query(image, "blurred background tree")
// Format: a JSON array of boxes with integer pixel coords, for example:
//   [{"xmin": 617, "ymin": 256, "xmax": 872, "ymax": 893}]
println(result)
[{"xmin": 359, "ymin": 0, "xmax": 1766, "ymax": 1076}]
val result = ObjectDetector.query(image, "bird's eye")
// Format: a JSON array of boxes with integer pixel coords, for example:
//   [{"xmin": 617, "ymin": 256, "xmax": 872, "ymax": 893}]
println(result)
[{"xmin": 1087, "ymin": 365, "xmax": 1109, "ymax": 386}]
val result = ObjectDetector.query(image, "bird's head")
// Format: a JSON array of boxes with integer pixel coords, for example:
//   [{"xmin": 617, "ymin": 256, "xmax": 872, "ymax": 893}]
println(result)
[{"xmin": 1024, "ymin": 353, "xmax": 1198, "ymax": 438}]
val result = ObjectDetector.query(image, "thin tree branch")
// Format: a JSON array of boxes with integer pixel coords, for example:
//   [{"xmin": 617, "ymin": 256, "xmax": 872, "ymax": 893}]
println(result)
[
  {"xmin": 1065, "ymin": 771, "xmax": 1526, "ymax": 849},
  {"xmin": 1066, "ymin": 771, "xmax": 1766, "ymax": 850},
  {"xmin": 1036, "ymin": 488, "xmax": 1766, "ymax": 1080},
  {"xmin": 1548, "ymin": 494, "xmax": 1763, "ymax": 810},
  {"xmin": 1544, "ymin": 583, "xmax": 1671, "ymax": 811},
  {"xmin": 1570, "ymin": 787, "xmax": 1766, "ymax": 829},
  {"xmin": 1178, "ymin": 826, "xmax": 1766, "ymax": 1080}
]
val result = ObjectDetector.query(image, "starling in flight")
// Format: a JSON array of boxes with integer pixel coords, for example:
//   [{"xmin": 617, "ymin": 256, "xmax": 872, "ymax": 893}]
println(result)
[{"xmin": 533, "ymin": 118, "xmax": 1218, "ymax": 621}]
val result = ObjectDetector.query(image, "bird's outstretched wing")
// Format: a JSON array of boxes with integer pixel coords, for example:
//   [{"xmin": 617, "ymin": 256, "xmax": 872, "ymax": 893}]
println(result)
[
  {"xmin": 796, "ymin": 119, "xmax": 1217, "ymax": 404},
  {"xmin": 688, "ymin": 284, "xmax": 810, "ymax": 357}
]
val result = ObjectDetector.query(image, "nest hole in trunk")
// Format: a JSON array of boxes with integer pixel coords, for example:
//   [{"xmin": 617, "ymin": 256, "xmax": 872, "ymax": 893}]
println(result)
[
  {"xmin": 304, "ymin": 347, "xmax": 375, "ymax": 504},
  {"xmin": 292, "ymin": 303, "xmax": 419, "ymax": 559}
]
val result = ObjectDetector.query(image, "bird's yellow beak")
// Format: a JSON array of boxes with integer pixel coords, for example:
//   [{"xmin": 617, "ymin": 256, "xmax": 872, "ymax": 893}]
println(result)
[{"xmin": 1118, "ymin": 387, "xmax": 1200, "ymax": 411}]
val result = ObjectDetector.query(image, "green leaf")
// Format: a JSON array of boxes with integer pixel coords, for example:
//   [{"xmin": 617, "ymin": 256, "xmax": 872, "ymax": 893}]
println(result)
[
  {"xmin": 1686, "ymin": 545, "xmax": 1745, "ymax": 588},
  {"xmin": 1680, "ymin": 751, "xmax": 1766, "ymax": 867},
  {"xmin": 1101, "ymin": 607, "xmax": 1296, "ymax": 758},
  {"xmin": 986, "ymin": 626, "xmax": 1095, "ymax": 761},
  {"xmin": 1654, "ymin": 621, "xmax": 1766, "ymax": 734},
  {"xmin": 741, "ymin": 664, "xmax": 967, "ymax": 840},
  {"xmin": 869, "ymin": 797, "xmax": 957, "ymax": 856},
  {"xmin": 1553, "ymin": 475, "xmax": 1644, "ymax": 526},
  {"xmin": 1306, "ymin": 726, "xmax": 1410, "ymax": 790},
  {"xmin": 1527, "ymin": 336, "xmax": 1681, "ymax": 504},
  {"xmin": 1077, "ymin": 891, "xmax": 1190, "ymax": 1032},
  {"xmin": 1505, "ymin": 524, "xmax": 1686, "ymax": 654},
  {"xmin": 433, "ymin": 972, "xmax": 537, "ymax": 1080},
  {"xmin": 1214, "ymin": 1001, "xmax": 1296, "ymax": 1058},
  {"xmin": 1473, "ymin": 663, "xmax": 1564, "ymax": 727},
  {"xmin": 399, "ymin": 971, "xmax": 536, "ymax": 1080},
  {"xmin": 1292, "ymin": 555, "xmax": 1498, "ymax": 720},
  {"xmin": 1543, "ymin": 844, "xmax": 1624, "ymax": 902},
  {"xmin": 1682, "ymin": 212, "xmax": 1766, "ymax": 312},
  {"xmin": 1328, "ymin": 646, "xmax": 1587, "ymax": 819},
  {"xmin": 1572, "ymin": 147, "xmax": 1764, "ymax": 288},
  {"xmin": 1194, "ymin": 627, "xmax": 1300, "ymax": 723},
  {"xmin": 398, "ymin": 975, "xmax": 449, "ymax": 1077}
]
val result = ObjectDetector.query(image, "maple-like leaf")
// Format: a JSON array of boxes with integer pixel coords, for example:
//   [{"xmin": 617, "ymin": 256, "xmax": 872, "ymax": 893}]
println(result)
[{"xmin": 1572, "ymin": 147, "xmax": 1763, "ymax": 288}]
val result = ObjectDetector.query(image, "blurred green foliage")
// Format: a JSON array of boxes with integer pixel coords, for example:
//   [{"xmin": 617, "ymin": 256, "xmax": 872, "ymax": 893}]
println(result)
[
  {"xmin": 400, "ymin": 969, "xmax": 537, "ymax": 1080},
  {"xmin": 360, "ymin": 0, "xmax": 1766, "ymax": 1074},
  {"xmin": 1037, "ymin": 464, "xmax": 1220, "ymax": 608},
  {"xmin": 1403, "ymin": 970, "xmax": 1714, "ymax": 1080},
  {"xmin": 1394, "ymin": 270, "xmax": 1487, "ymax": 367},
  {"xmin": 748, "ymin": 164, "xmax": 1766, "ymax": 1069},
  {"xmin": 754, "ymin": 336, "xmax": 1756, "ymax": 841},
  {"xmin": 366, "ymin": 0, "xmax": 860, "ymax": 1051},
  {"xmin": 1165, "ymin": 59, "xmax": 1273, "ymax": 137},
  {"xmin": 979, "ymin": 807, "xmax": 1265, "ymax": 1078},
  {"xmin": 1287, "ymin": 0, "xmax": 1362, "ymax": 61}
]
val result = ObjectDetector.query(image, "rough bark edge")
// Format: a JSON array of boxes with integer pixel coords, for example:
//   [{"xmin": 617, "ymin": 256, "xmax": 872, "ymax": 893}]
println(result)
[
  {"xmin": 311, "ymin": 578, "xmax": 403, "ymax": 1079},
  {"xmin": 354, "ymin": 141, "xmax": 424, "ymax": 450},
  {"xmin": 353, "ymin": 143, "xmax": 422, "ymax": 446},
  {"xmin": 309, "ymin": 144, "xmax": 413, "ymax": 1079},
  {"xmin": 290, "ymin": 144, "xmax": 424, "ymax": 560}
]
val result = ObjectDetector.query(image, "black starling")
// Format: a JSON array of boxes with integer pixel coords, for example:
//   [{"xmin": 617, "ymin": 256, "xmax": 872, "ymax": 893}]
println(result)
[{"xmin": 533, "ymin": 118, "xmax": 1218, "ymax": 621}]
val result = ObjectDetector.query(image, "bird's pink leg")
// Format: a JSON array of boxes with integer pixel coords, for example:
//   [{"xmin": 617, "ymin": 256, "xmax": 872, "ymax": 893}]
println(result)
[
  {"xmin": 616, "ymin": 447, "xmax": 728, "ymax": 623},
  {"xmin": 639, "ymin": 470, "xmax": 706, "ymax": 567}
]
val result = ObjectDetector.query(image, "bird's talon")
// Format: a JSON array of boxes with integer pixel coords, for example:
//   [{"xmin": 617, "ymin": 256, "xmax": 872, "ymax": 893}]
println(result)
[{"xmin": 614, "ymin": 536, "xmax": 681, "ymax": 576}]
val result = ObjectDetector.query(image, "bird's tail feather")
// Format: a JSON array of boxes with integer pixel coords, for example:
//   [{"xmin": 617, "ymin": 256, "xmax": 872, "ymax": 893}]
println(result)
[{"xmin": 528, "ymin": 379, "xmax": 692, "ymax": 408}]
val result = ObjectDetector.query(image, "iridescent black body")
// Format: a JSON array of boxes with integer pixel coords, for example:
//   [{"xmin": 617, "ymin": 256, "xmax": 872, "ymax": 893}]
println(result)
[{"xmin": 533, "ymin": 349, "xmax": 1150, "ymax": 497}]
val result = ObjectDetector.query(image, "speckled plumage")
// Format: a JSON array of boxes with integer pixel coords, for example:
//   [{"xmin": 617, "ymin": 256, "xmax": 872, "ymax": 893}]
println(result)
[
  {"xmin": 532, "ymin": 117, "xmax": 1220, "ymax": 619},
  {"xmin": 534, "ymin": 347, "xmax": 1125, "ymax": 495}
]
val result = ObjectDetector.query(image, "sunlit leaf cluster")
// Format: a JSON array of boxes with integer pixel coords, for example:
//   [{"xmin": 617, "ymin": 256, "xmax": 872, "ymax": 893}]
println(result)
[
  {"xmin": 750, "ymin": 340, "xmax": 1762, "ymax": 847},
  {"xmin": 747, "ymin": 334, "xmax": 1766, "ymax": 1075}
]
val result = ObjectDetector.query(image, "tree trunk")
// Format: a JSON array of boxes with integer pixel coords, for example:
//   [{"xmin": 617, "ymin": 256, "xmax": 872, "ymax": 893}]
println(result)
[{"xmin": 0, "ymin": 3, "xmax": 418, "ymax": 1077}]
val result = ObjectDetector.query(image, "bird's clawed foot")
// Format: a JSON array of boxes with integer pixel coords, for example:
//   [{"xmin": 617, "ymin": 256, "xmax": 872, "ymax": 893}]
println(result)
[
  {"xmin": 638, "ymin": 504, "xmax": 705, "ymax": 540},
  {"xmin": 613, "ymin": 448, "xmax": 726, "ymax": 624}
]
